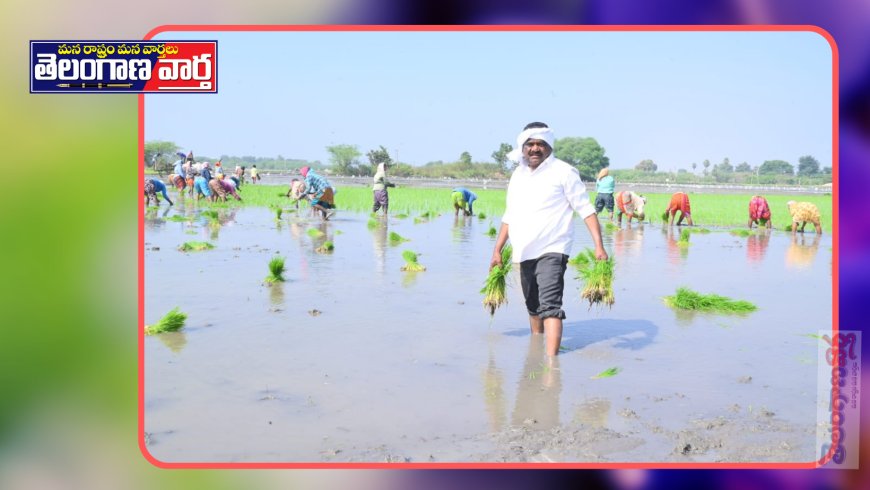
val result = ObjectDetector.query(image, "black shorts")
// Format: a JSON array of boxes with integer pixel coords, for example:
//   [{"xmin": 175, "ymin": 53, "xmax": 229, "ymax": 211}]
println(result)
[
  {"xmin": 595, "ymin": 192, "xmax": 614, "ymax": 213},
  {"xmin": 520, "ymin": 253, "xmax": 569, "ymax": 320}
]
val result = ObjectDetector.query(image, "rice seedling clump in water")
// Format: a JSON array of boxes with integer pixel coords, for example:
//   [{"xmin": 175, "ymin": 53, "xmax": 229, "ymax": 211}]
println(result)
[
  {"xmin": 265, "ymin": 256, "xmax": 286, "ymax": 283},
  {"xmin": 663, "ymin": 287, "xmax": 757, "ymax": 313},
  {"xmin": 572, "ymin": 248, "xmax": 615, "ymax": 308},
  {"xmin": 178, "ymin": 241, "xmax": 214, "ymax": 252},
  {"xmin": 401, "ymin": 250, "xmax": 426, "ymax": 271},
  {"xmin": 478, "ymin": 212, "xmax": 487, "ymax": 220},
  {"xmin": 677, "ymin": 228, "xmax": 691, "ymax": 248},
  {"xmin": 730, "ymin": 229, "xmax": 754, "ymax": 237},
  {"xmin": 486, "ymin": 223, "xmax": 497, "ymax": 237},
  {"xmin": 388, "ymin": 231, "xmax": 408, "ymax": 243},
  {"xmin": 480, "ymin": 244, "xmax": 512, "ymax": 317},
  {"xmin": 316, "ymin": 241, "xmax": 334, "ymax": 253},
  {"xmin": 307, "ymin": 228, "xmax": 325, "ymax": 238},
  {"xmin": 145, "ymin": 307, "xmax": 186, "ymax": 335}
]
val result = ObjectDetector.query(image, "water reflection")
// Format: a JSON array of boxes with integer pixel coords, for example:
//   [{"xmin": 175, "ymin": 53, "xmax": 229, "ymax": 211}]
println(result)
[
  {"xmin": 614, "ymin": 225, "xmax": 644, "ymax": 258},
  {"xmin": 370, "ymin": 218, "xmax": 388, "ymax": 277},
  {"xmin": 481, "ymin": 346, "xmax": 506, "ymax": 432},
  {"xmin": 511, "ymin": 335, "xmax": 561, "ymax": 430},
  {"xmin": 746, "ymin": 230, "xmax": 771, "ymax": 262},
  {"xmin": 663, "ymin": 226, "xmax": 688, "ymax": 265},
  {"xmin": 452, "ymin": 214, "xmax": 473, "ymax": 244},
  {"xmin": 156, "ymin": 331, "xmax": 188, "ymax": 354},
  {"xmin": 786, "ymin": 234, "xmax": 821, "ymax": 270},
  {"xmin": 268, "ymin": 281, "xmax": 285, "ymax": 307}
]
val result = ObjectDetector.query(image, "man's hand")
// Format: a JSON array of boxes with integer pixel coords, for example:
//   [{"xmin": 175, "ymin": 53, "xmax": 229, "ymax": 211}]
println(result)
[
  {"xmin": 594, "ymin": 247, "xmax": 608, "ymax": 261},
  {"xmin": 490, "ymin": 251, "xmax": 503, "ymax": 271}
]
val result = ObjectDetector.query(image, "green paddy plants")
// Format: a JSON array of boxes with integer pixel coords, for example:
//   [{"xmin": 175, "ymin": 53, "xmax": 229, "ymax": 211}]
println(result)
[
  {"xmin": 367, "ymin": 218, "xmax": 380, "ymax": 229},
  {"xmin": 477, "ymin": 212, "xmax": 487, "ymax": 220},
  {"xmin": 394, "ymin": 213, "xmax": 408, "ymax": 219},
  {"xmin": 178, "ymin": 241, "xmax": 214, "ymax": 252},
  {"xmin": 571, "ymin": 248, "xmax": 615, "ymax": 308},
  {"xmin": 785, "ymin": 224, "xmax": 793, "ymax": 232},
  {"xmin": 145, "ymin": 307, "xmax": 186, "ymax": 335},
  {"xmin": 388, "ymin": 231, "xmax": 409, "ymax": 243},
  {"xmin": 661, "ymin": 210, "xmax": 670, "ymax": 223},
  {"xmin": 604, "ymin": 222, "xmax": 619, "ymax": 233},
  {"xmin": 664, "ymin": 287, "xmax": 757, "ymax": 314},
  {"xmin": 270, "ymin": 205, "xmax": 283, "ymax": 221},
  {"xmin": 400, "ymin": 250, "xmax": 426, "ymax": 272},
  {"xmin": 167, "ymin": 215, "xmax": 189, "ymax": 222},
  {"xmin": 730, "ymin": 229, "xmax": 754, "ymax": 237},
  {"xmin": 591, "ymin": 367, "xmax": 620, "ymax": 379},
  {"xmin": 486, "ymin": 223, "xmax": 497, "ymax": 237},
  {"xmin": 306, "ymin": 228, "xmax": 325, "ymax": 238},
  {"xmin": 481, "ymin": 244, "xmax": 512, "ymax": 316},
  {"xmin": 265, "ymin": 256, "xmax": 286, "ymax": 283},
  {"xmin": 677, "ymin": 228, "xmax": 691, "ymax": 248},
  {"xmin": 316, "ymin": 241, "xmax": 334, "ymax": 254}
]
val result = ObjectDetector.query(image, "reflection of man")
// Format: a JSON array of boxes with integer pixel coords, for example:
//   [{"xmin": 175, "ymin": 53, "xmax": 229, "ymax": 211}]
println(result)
[
  {"xmin": 511, "ymin": 335, "xmax": 561, "ymax": 431},
  {"xmin": 785, "ymin": 234, "xmax": 821, "ymax": 269},
  {"xmin": 490, "ymin": 122, "xmax": 607, "ymax": 356}
]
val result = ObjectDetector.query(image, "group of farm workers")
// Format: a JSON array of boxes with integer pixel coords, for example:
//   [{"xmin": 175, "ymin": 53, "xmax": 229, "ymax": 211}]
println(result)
[
  {"xmin": 146, "ymin": 124, "xmax": 823, "ymax": 360},
  {"xmin": 144, "ymin": 152, "xmax": 265, "ymax": 205}
]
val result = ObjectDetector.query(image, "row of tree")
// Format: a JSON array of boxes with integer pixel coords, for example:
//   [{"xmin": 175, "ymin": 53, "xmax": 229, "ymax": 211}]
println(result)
[
  {"xmin": 146, "ymin": 139, "xmax": 830, "ymax": 185},
  {"xmin": 635, "ymin": 155, "xmax": 831, "ymax": 177}
]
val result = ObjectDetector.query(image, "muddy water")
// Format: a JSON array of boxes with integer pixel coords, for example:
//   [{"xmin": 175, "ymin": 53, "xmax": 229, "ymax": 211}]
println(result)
[{"xmin": 144, "ymin": 207, "xmax": 832, "ymax": 463}]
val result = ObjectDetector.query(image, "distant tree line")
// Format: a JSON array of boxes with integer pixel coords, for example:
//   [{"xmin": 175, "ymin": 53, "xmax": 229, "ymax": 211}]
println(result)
[{"xmin": 145, "ymin": 140, "xmax": 830, "ymax": 186}]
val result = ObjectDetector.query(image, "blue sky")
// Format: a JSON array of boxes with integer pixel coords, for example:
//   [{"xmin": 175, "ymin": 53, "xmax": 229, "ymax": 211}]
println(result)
[{"xmin": 145, "ymin": 30, "xmax": 833, "ymax": 171}]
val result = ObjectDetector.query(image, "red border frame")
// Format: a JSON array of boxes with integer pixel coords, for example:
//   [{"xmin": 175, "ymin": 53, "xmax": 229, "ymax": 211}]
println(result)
[{"xmin": 138, "ymin": 24, "xmax": 840, "ymax": 469}]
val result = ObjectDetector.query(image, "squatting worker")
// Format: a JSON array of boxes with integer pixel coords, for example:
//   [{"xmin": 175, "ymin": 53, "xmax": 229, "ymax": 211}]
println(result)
[{"xmin": 490, "ymin": 122, "xmax": 607, "ymax": 357}]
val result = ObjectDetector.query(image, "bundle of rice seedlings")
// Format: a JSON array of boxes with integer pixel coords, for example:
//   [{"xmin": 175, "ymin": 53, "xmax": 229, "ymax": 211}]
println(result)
[
  {"xmin": 758, "ymin": 217, "xmax": 768, "ymax": 226},
  {"xmin": 663, "ymin": 287, "xmax": 757, "ymax": 313},
  {"xmin": 265, "ymin": 256, "xmax": 286, "ymax": 283},
  {"xmin": 178, "ymin": 241, "xmax": 214, "ymax": 252},
  {"xmin": 270, "ymin": 205, "xmax": 283, "ymax": 221},
  {"xmin": 785, "ymin": 224, "xmax": 793, "ymax": 232},
  {"xmin": 477, "ymin": 212, "xmax": 487, "ymax": 220},
  {"xmin": 604, "ymin": 222, "xmax": 619, "ymax": 233},
  {"xmin": 306, "ymin": 228, "xmax": 325, "ymax": 238},
  {"xmin": 367, "ymin": 218, "xmax": 380, "ymax": 229},
  {"xmin": 693, "ymin": 228, "xmax": 712, "ymax": 234},
  {"xmin": 394, "ymin": 213, "xmax": 408, "ymax": 219},
  {"xmin": 486, "ymin": 223, "xmax": 497, "ymax": 237},
  {"xmin": 145, "ymin": 307, "xmax": 187, "ymax": 335},
  {"xmin": 201, "ymin": 210, "xmax": 220, "ymax": 223},
  {"xmin": 413, "ymin": 217, "xmax": 426, "ymax": 224},
  {"xmin": 315, "ymin": 241, "xmax": 334, "ymax": 254},
  {"xmin": 388, "ymin": 231, "xmax": 408, "ymax": 243},
  {"xmin": 480, "ymin": 245, "xmax": 513, "ymax": 316},
  {"xmin": 573, "ymin": 248, "xmax": 615, "ymax": 308},
  {"xmin": 677, "ymin": 228, "xmax": 691, "ymax": 248},
  {"xmin": 167, "ymin": 215, "xmax": 189, "ymax": 222},
  {"xmin": 590, "ymin": 367, "xmax": 620, "ymax": 379},
  {"xmin": 730, "ymin": 229, "xmax": 754, "ymax": 237},
  {"xmin": 400, "ymin": 250, "xmax": 426, "ymax": 271},
  {"xmin": 661, "ymin": 210, "xmax": 670, "ymax": 223}
]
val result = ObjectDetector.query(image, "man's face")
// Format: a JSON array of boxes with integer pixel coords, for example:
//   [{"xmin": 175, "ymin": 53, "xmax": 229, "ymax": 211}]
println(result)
[{"xmin": 523, "ymin": 139, "xmax": 552, "ymax": 169}]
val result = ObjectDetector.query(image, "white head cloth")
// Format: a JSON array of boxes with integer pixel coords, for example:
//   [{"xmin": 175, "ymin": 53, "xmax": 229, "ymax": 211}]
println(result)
[{"xmin": 506, "ymin": 126, "xmax": 556, "ymax": 164}]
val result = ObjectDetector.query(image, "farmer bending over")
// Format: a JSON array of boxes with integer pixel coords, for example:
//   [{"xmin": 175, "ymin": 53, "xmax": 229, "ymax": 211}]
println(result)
[
  {"xmin": 301, "ymin": 166, "xmax": 336, "ymax": 220},
  {"xmin": 452, "ymin": 187, "xmax": 477, "ymax": 217},
  {"xmin": 748, "ymin": 195, "xmax": 772, "ymax": 229},
  {"xmin": 665, "ymin": 192, "xmax": 694, "ymax": 226},
  {"xmin": 144, "ymin": 178, "xmax": 173, "ymax": 206}
]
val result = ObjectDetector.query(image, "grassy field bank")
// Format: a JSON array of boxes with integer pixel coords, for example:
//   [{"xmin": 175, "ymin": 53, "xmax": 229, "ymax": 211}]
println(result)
[{"xmin": 164, "ymin": 184, "xmax": 833, "ymax": 232}]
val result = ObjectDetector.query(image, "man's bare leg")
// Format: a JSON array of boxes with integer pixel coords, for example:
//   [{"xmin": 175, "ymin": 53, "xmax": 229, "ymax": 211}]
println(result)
[
  {"xmin": 529, "ymin": 315, "xmax": 544, "ymax": 335},
  {"xmin": 543, "ymin": 317, "xmax": 563, "ymax": 356}
]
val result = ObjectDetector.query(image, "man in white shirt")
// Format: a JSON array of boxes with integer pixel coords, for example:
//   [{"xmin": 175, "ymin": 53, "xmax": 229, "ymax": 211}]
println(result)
[{"xmin": 490, "ymin": 122, "xmax": 608, "ymax": 356}]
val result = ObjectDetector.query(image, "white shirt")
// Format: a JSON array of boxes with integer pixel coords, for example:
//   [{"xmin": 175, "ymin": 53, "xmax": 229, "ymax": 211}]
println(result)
[{"xmin": 502, "ymin": 154, "xmax": 595, "ymax": 262}]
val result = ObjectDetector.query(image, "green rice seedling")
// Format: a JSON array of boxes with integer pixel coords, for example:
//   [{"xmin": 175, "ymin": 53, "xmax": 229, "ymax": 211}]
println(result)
[
  {"xmin": 785, "ymin": 224, "xmax": 793, "ymax": 232},
  {"xmin": 145, "ymin": 307, "xmax": 187, "ymax": 335},
  {"xmin": 730, "ymin": 229, "xmax": 754, "ymax": 237},
  {"xmin": 394, "ymin": 213, "xmax": 408, "ymax": 219},
  {"xmin": 265, "ymin": 256, "xmax": 286, "ymax": 283},
  {"xmin": 388, "ymin": 231, "xmax": 409, "ymax": 243},
  {"xmin": 486, "ymin": 223, "xmax": 497, "ymax": 237},
  {"xmin": 147, "ymin": 206, "xmax": 159, "ymax": 211},
  {"xmin": 166, "ymin": 215, "xmax": 189, "ymax": 222},
  {"xmin": 590, "ymin": 367, "xmax": 620, "ymax": 379},
  {"xmin": 480, "ymin": 244, "xmax": 513, "ymax": 316},
  {"xmin": 270, "ymin": 205, "xmax": 283, "ymax": 221},
  {"xmin": 316, "ymin": 241, "xmax": 335, "ymax": 253},
  {"xmin": 568, "ymin": 250, "xmax": 593, "ymax": 268},
  {"xmin": 661, "ymin": 210, "xmax": 670, "ymax": 223},
  {"xmin": 178, "ymin": 241, "xmax": 214, "ymax": 252},
  {"xmin": 758, "ymin": 217, "xmax": 768, "ymax": 226},
  {"xmin": 477, "ymin": 212, "xmax": 487, "ymax": 220},
  {"xmin": 692, "ymin": 228, "xmax": 712, "ymax": 234},
  {"xmin": 306, "ymin": 228, "xmax": 325, "ymax": 238},
  {"xmin": 677, "ymin": 228, "xmax": 691, "ymax": 248},
  {"xmin": 604, "ymin": 221, "xmax": 619, "ymax": 233},
  {"xmin": 573, "ymin": 248, "xmax": 615, "ymax": 308},
  {"xmin": 201, "ymin": 210, "xmax": 220, "ymax": 223},
  {"xmin": 663, "ymin": 287, "xmax": 757, "ymax": 314},
  {"xmin": 413, "ymin": 217, "xmax": 426, "ymax": 224},
  {"xmin": 184, "ymin": 230, "xmax": 197, "ymax": 235},
  {"xmin": 367, "ymin": 218, "xmax": 380, "ymax": 229},
  {"xmin": 401, "ymin": 250, "xmax": 426, "ymax": 272}
]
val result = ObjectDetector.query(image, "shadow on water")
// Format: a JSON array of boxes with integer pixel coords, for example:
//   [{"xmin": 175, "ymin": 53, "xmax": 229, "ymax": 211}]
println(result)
[{"xmin": 503, "ymin": 319, "xmax": 658, "ymax": 353}]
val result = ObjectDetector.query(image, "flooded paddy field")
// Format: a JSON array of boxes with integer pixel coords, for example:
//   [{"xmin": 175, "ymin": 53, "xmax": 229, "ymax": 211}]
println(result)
[{"xmin": 144, "ymin": 204, "xmax": 832, "ymax": 463}]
